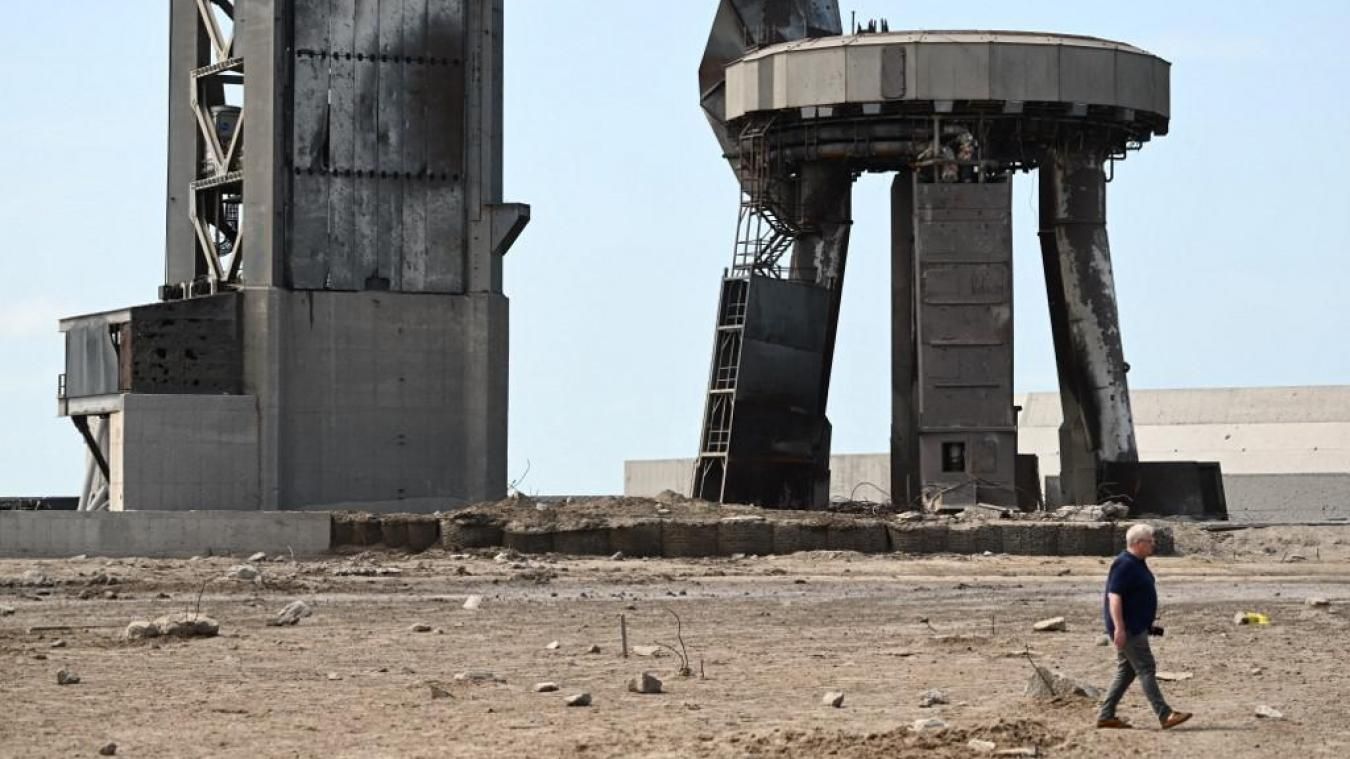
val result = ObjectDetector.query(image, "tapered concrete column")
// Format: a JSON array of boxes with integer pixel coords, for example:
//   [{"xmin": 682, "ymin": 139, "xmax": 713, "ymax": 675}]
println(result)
[
  {"xmin": 890, "ymin": 173, "xmax": 919, "ymax": 508},
  {"xmin": 1038, "ymin": 149, "xmax": 1138, "ymax": 505}
]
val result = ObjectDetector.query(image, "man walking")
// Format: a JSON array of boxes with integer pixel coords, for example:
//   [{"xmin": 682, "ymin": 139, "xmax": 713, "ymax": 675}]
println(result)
[{"xmin": 1097, "ymin": 523, "xmax": 1193, "ymax": 730}]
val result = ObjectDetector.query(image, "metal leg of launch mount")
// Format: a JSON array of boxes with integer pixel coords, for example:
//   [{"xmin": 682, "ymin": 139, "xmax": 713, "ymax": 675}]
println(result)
[{"xmin": 1037, "ymin": 148, "xmax": 1139, "ymax": 505}]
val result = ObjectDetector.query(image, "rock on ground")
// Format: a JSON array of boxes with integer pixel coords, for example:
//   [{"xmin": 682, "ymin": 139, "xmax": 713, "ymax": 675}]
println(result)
[
  {"xmin": 153, "ymin": 613, "xmax": 220, "ymax": 639},
  {"xmin": 586, "ymin": 644, "xmax": 601, "ymax": 654},
  {"xmin": 56, "ymin": 669, "xmax": 80, "ymax": 685},
  {"xmin": 269, "ymin": 600, "xmax": 313, "ymax": 627},
  {"xmin": 968, "ymin": 739, "xmax": 997, "ymax": 753},
  {"xmin": 564, "ymin": 692, "xmax": 592, "ymax": 707},
  {"xmin": 545, "ymin": 640, "xmax": 561, "ymax": 650},
  {"xmin": 409, "ymin": 623, "xmax": 432, "ymax": 633},
  {"xmin": 1255, "ymin": 705, "xmax": 1284, "ymax": 720},
  {"xmin": 0, "ymin": 605, "xmax": 14, "ymax": 616},
  {"xmin": 628, "ymin": 672, "xmax": 663, "ymax": 694},
  {"xmin": 248, "ymin": 552, "xmax": 268, "ymax": 562},
  {"xmin": 912, "ymin": 717, "xmax": 946, "ymax": 731},
  {"xmin": 919, "ymin": 689, "xmax": 949, "ymax": 707},
  {"xmin": 822, "ymin": 691, "xmax": 845, "ymax": 708},
  {"xmin": 1033, "ymin": 617, "xmax": 1067, "ymax": 632},
  {"xmin": 125, "ymin": 620, "xmax": 157, "ymax": 640},
  {"xmin": 1024, "ymin": 665, "xmax": 1101, "ymax": 700},
  {"xmin": 98, "ymin": 742, "xmax": 117, "ymax": 756},
  {"xmin": 632, "ymin": 645, "xmax": 662, "ymax": 657},
  {"xmin": 453, "ymin": 671, "xmax": 503, "ymax": 684},
  {"xmin": 463, "ymin": 595, "xmax": 483, "ymax": 610},
  {"xmin": 1306, "ymin": 597, "xmax": 1331, "ymax": 607},
  {"xmin": 534, "ymin": 682, "xmax": 560, "ymax": 693}
]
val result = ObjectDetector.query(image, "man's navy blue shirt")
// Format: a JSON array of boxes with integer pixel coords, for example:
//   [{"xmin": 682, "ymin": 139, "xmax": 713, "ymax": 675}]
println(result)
[{"xmin": 1102, "ymin": 550, "xmax": 1157, "ymax": 637}]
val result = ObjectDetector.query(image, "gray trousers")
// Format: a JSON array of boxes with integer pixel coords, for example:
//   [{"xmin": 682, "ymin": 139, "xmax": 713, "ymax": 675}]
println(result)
[{"xmin": 1098, "ymin": 632, "xmax": 1172, "ymax": 721}]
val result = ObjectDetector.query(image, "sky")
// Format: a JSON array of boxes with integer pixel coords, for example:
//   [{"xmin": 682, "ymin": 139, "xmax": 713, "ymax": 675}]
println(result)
[{"xmin": 1, "ymin": 1, "xmax": 1347, "ymax": 498}]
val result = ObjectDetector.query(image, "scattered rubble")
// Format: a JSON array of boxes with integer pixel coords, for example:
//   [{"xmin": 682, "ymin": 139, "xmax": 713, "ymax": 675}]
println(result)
[
  {"xmin": 628, "ymin": 672, "xmax": 663, "ymax": 694},
  {"xmin": 822, "ymin": 691, "xmax": 845, "ymax": 708},
  {"xmin": 564, "ymin": 692, "xmax": 592, "ymax": 707},
  {"xmin": 19, "ymin": 570, "xmax": 52, "ymax": 587},
  {"xmin": 333, "ymin": 566, "xmax": 401, "ymax": 577},
  {"xmin": 268, "ymin": 600, "xmax": 313, "ymax": 627},
  {"xmin": 1033, "ymin": 617, "xmax": 1067, "ymax": 632},
  {"xmin": 918, "ymin": 689, "xmax": 949, "ymax": 707},
  {"xmin": 225, "ymin": 565, "xmax": 259, "ymax": 581}
]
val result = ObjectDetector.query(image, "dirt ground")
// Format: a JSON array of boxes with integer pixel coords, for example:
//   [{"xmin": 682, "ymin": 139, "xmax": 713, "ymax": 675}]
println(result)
[{"xmin": 3, "ymin": 525, "xmax": 1350, "ymax": 758}]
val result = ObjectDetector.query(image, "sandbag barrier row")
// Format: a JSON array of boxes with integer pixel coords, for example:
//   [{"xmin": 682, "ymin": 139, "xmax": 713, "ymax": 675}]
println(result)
[{"xmin": 331, "ymin": 514, "xmax": 1174, "ymax": 558}]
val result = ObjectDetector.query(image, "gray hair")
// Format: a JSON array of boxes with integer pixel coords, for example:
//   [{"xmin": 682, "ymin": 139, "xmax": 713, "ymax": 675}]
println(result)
[{"xmin": 1125, "ymin": 523, "xmax": 1155, "ymax": 546}]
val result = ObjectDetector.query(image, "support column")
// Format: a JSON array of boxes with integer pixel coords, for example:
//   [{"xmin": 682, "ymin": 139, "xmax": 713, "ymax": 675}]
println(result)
[
  {"xmin": 890, "ymin": 173, "xmax": 919, "ymax": 508},
  {"xmin": 1037, "ymin": 149, "xmax": 1138, "ymax": 506},
  {"xmin": 791, "ymin": 162, "xmax": 852, "ymax": 505}
]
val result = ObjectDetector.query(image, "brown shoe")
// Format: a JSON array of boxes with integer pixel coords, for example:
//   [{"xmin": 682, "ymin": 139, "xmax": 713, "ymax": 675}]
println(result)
[
  {"xmin": 1096, "ymin": 717, "xmax": 1132, "ymax": 729},
  {"xmin": 1161, "ymin": 711, "xmax": 1193, "ymax": 730}
]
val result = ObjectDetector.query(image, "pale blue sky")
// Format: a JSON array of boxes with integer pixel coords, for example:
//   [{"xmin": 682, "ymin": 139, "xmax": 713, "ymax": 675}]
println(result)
[{"xmin": 1, "ymin": 1, "xmax": 1346, "ymax": 498}]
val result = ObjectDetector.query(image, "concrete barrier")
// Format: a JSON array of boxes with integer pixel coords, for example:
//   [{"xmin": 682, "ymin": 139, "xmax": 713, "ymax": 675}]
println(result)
[
  {"xmin": 440, "ymin": 514, "xmax": 503, "ymax": 549},
  {"xmin": 552, "ymin": 527, "xmax": 612, "ymax": 556},
  {"xmin": 772, "ymin": 522, "xmax": 830, "ymax": 554},
  {"xmin": 503, "ymin": 524, "xmax": 554, "ymax": 554},
  {"xmin": 0, "ymin": 511, "xmax": 331, "ymax": 559},
  {"xmin": 718, "ymin": 517, "xmax": 774, "ymax": 556},
  {"xmin": 827, "ymin": 520, "xmax": 890, "ymax": 553},
  {"xmin": 662, "ymin": 521, "xmax": 719, "ymax": 558},
  {"xmin": 608, "ymin": 520, "xmax": 663, "ymax": 557},
  {"xmin": 887, "ymin": 523, "xmax": 949, "ymax": 554}
]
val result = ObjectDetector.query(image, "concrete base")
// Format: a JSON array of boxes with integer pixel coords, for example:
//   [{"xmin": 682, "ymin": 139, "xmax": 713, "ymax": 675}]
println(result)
[{"xmin": 0, "ymin": 511, "xmax": 331, "ymax": 558}]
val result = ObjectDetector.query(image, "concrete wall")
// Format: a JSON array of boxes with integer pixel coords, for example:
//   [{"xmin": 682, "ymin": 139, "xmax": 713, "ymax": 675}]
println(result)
[
  {"xmin": 252, "ymin": 289, "xmax": 507, "ymax": 512},
  {"xmin": 627, "ymin": 386, "xmax": 1350, "ymax": 521},
  {"xmin": 1016, "ymin": 386, "xmax": 1350, "ymax": 477},
  {"xmin": 0, "ymin": 511, "xmax": 330, "ymax": 559},
  {"xmin": 113, "ymin": 394, "xmax": 260, "ymax": 511}
]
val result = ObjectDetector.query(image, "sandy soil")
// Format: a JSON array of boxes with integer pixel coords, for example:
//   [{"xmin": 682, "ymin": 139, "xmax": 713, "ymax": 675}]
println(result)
[{"xmin": 3, "ymin": 526, "xmax": 1350, "ymax": 758}]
